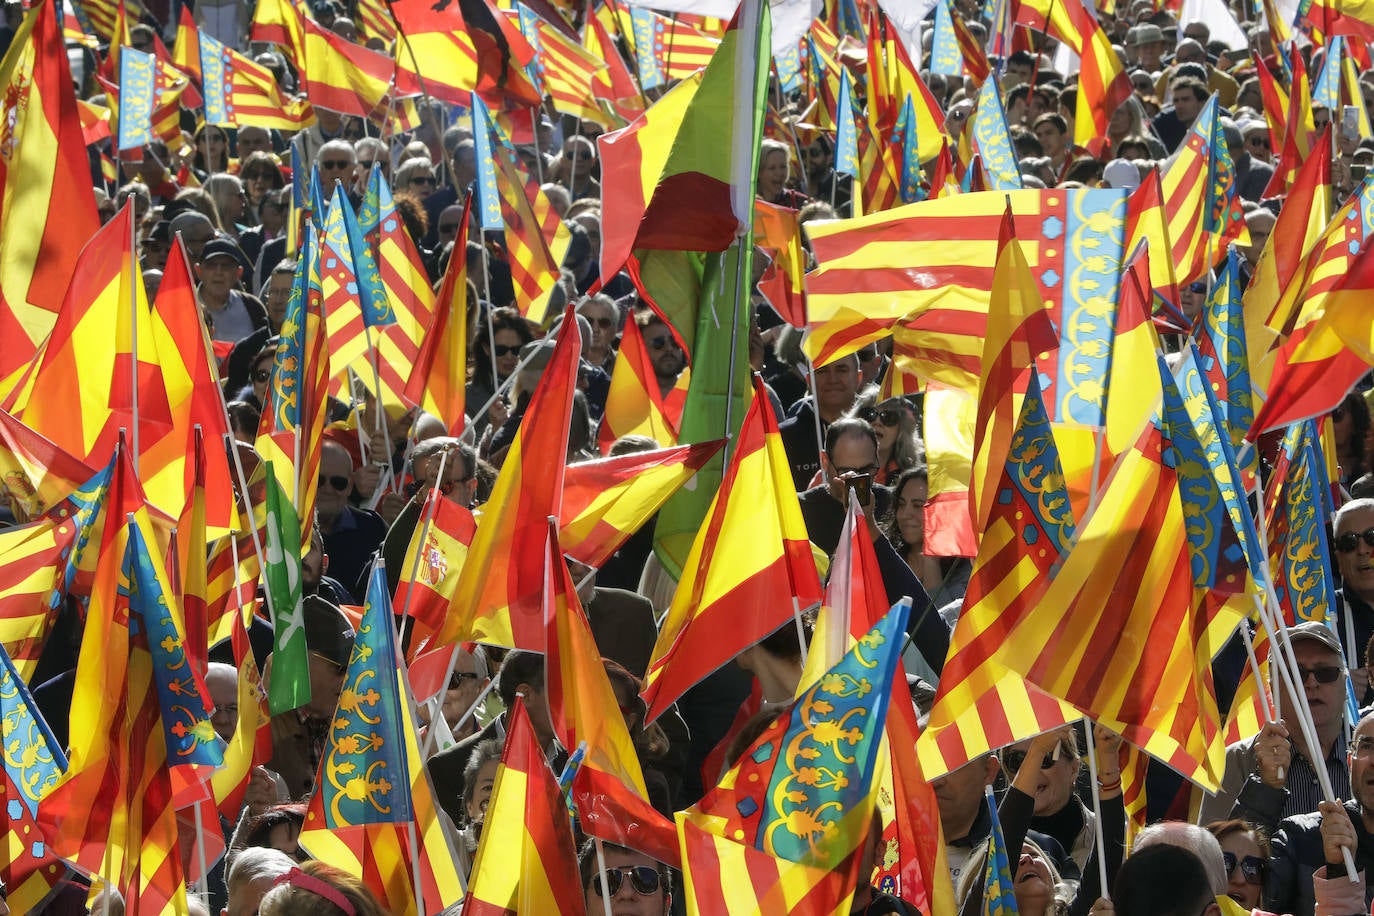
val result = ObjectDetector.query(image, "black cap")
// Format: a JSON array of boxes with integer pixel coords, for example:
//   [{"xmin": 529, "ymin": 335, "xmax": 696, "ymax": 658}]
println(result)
[
  {"xmin": 303, "ymin": 595, "xmax": 355, "ymax": 669},
  {"xmin": 200, "ymin": 237, "xmax": 250, "ymax": 272}
]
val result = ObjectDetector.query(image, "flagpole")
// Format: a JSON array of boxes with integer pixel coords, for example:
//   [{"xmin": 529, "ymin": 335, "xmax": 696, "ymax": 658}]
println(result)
[
  {"xmin": 592, "ymin": 837, "xmax": 615, "ymax": 916},
  {"xmin": 192, "ymin": 799, "xmax": 211, "ymax": 898},
  {"xmin": 128, "ymin": 202, "xmax": 141, "ymax": 479},
  {"xmin": 1248, "ymin": 461, "xmax": 1358, "ymax": 879},
  {"xmin": 1239, "ymin": 622, "xmax": 1282, "ymax": 782},
  {"xmin": 1082, "ymin": 720, "xmax": 1111, "ymax": 902},
  {"xmin": 408, "ymin": 815, "xmax": 425, "ymax": 916}
]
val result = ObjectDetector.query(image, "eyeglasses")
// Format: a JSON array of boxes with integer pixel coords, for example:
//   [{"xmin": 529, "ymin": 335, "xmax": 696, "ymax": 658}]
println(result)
[
  {"xmin": 449, "ymin": 671, "xmax": 481, "ymax": 689},
  {"xmin": 410, "ymin": 175, "xmax": 437, "ymax": 187},
  {"xmin": 1351, "ymin": 736, "xmax": 1374, "ymax": 758},
  {"xmin": 1335, "ymin": 528, "xmax": 1374, "ymax": 553},
  {"xmin": 253, "ymin": 368, "xmax": 272, "ymax": 383},
  {"xmin": 1296, "ymin": 665, "xmax": 1345, "ymax": 684},
  {"xmin": 1222, "ymin": 852, "xmax": 1266, "ymax": 886},
  {"xmin": 319, "ymin": 474, "xmax": 351, "ymax": 492},
  {"xmin": 564, "ymin": 150, "xmax": 589, "ymax": 161},
  {"xmin": 588, "ymin": 316, "xmax": 615, "ymax": 329},
  {"xmin": 1002, "ymin": 746, "xmax": 1072, "ymax": 772},
  {"xmin": 358, "ymin": 159, "xmax": 377, "ymax": 169},
  {"xmin": 859, "ymin": 407, "xmax": 901, "ymax": 427},
  {"xmin": 492, "ymin": 343, "xmax": 522, "ymax": 357},
  {"xmin": 646, "ymin": 334, "xmax": 678, "ymax": 351},
  {"xmin": 320, "ymin": 159, "xmax": 353, "ymax": 170},
  {"xmin": 310, "ymin": 651, "xmax": 348, "ymax": 677},
  {"xmin": 1247, "ymin": 137, "xmax": 1271, "ymax": 149},
  {"xmin": 591, "ymin": 866, "xmax": 661, "ymax": 898}
]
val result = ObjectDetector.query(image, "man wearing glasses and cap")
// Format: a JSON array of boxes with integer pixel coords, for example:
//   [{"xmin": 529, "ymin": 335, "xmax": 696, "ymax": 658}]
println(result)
[{"xmin": 1198, "ymin": 621, "xmax": 1352, "ymax": 828}]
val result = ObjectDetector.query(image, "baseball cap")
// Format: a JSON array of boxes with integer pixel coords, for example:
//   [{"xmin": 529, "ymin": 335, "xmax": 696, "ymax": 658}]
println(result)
[
  {"xmin": 1286, "ymin": 620, "xmax": 1343, "ymax": 658},
  {"xmin": 1103, "ymin": 158, "xmax": 1142, "ymax": 191},
  {"xmin": 201, "ymin": 237, "xmax": 250, "ymax": 272},
  {"xmin": 303, "ymin": 595, "xmax": 356, "ymax": 669}
]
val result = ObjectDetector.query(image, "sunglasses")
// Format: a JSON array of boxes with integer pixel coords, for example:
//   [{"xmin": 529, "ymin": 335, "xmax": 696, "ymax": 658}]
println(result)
[
  {"xmin": 449, "ymin": 671, "xmax": 481, "ymax": 689},
  {"xmin": 410, "ymin": 175, "xmax": 437, "ymax": 186},
  {"xmin": 588, "ymin": 316, "xmax": 615, "ymax": 329},
  {"xmin": 1247, "ymin": 137, "xmax": 1271, "ymax": 149},
  {"xmin": 1335, "ymin": 527, "xmax": 1374, "ymax": 553},
  {"xmin": 564, "ymin": 151, "xmax": 589, "ymax": 161},
  {"xmin": 646, "ymin": 334, "xmax": 677, "ymax": 351},
  {"xmin": 358, "ymin": 159, "xmax": 377, "ymax": 169},
  {"xmin": 1296, "ymin": 665, "xmax": 1345, "ymax": 684},
  {"xmin": 253, "ymin": 368, "xmax": 272, "ymax": 383},
  {"xmin": 320, "ymin": 159, "xmax": 352, "ymax": 170},
  {"xmin": 492, "ymin": 343, "xmax": 522, "ymax": 357},
  {"xmin": 591, "ymin": 866, "xmax": 661, "ymax": 898},
  {"xmin": 859, "ymin": 407, "xmax": 901, "ymax": 427},
  {"xmin": 310, "ymin": 650, "xmax": 348, "ymax": 676},
  {"xmin": 319, "ymin": 474, "xmax": 351, "ymax": 492},
  {"xmin": 1222, "ymin": 852, "xmax": 1266, "ymax": 886},
  {"xmin": 1003, "ymin": 745, "xmax": 1071, "ymax": 772}
]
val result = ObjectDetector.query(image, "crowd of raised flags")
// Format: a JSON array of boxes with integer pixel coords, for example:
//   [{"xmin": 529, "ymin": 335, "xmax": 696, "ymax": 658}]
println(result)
[{"xmin": 1, "ymin": 0, "xmax": 1374, "ymax": 912}]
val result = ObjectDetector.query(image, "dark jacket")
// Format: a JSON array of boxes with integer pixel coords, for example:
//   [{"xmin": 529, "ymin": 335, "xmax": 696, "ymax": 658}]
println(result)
[{"xmin": 1266, "ymin": 799, "xmax": 1374, "ymax": 916}]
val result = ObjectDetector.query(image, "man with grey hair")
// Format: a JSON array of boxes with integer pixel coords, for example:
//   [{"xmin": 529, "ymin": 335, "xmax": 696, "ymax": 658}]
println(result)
[
  {"xmin": 1335, "ymin": 497, "xmax": 1374, "ymax": 702},
  {"xmin": 1265, "ymin": 710, "xmax": 1374, "ymax": 915},
  {"xmin": 1132, "ymin": 821, "xmax": 1228, "ymax": 896}
]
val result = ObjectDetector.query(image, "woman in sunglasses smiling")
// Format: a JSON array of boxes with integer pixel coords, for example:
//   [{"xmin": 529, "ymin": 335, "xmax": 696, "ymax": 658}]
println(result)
[{"xmin": 1204, "ymin": 819, "xmax": 1268, "ymax": 910}]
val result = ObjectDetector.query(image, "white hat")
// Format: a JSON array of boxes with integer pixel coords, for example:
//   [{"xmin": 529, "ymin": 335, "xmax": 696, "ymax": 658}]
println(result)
[{"xmin": 1103, "ymin": 158, "xmax": 1142, "ymax": 191}]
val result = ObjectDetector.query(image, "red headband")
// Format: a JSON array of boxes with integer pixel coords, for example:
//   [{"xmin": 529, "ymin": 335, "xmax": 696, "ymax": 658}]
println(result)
[{"xmin": 274, "ymin": 867, "xmax": 358, "ymax": 916}]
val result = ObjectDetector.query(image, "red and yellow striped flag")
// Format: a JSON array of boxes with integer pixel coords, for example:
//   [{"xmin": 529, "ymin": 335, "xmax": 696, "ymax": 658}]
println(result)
[
  {"xmin": 597, "ymin": 316, "xmax": 689, "ymax": 452},
  {"xmin": 918, "ymin": 373, "xmax": 1080, "ymax": 779},
  {"xmin": 0, "ymin": 0, "xmax": 102, "ymax": 387},
  {"xmin": 987, "ymin": 359, "xmax": 1232, "ymax": 790},
  {"xmin": 250, "ymin": 0, "xmax": 306, "ymax": 69},
  {"xmin": 641, "ymin": 377, "xmax": 823, "ymax": 722},
  {"xmin": 493, "ymin": 145, "xmax": 571, "ymax": 325},
  {"xmin": 545, "ymin": 523, "xmax": 678, "ymax": 865},
  {"xmin": 403, "ymin": 192, "xmax": 469, "ymax": 435},
  {"xmin": 0, "ymin": 515, "xmax": 76, "ymax": 682},
  {"xmin": 560, "ymin": 440, "xmax": 723, "ymax": 569},
  {"xmin": 464, "ymin": 698, "xmax": 585, "ymax": 915},
  {"xmin": 0, "ymin": 408, "xmax": 95, "ymax": 522},
  {"xmin": 527, "ymin": 11, "xmax": 608, "ymax": 123},
  {"xmin": 435, "ymin": 304, "xmax": 581, "ymax": 650}
]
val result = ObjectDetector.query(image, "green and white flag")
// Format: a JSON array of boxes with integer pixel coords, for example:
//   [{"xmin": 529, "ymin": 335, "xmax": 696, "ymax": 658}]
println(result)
[{"xmin": 264, "ymin": 460, "xmax": 311, "ymax": 714}]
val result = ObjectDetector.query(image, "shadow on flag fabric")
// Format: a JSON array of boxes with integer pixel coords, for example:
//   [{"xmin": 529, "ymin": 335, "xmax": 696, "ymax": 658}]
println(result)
[
  {"xmin": 300, "ymin": 565, "xmax": 465, "ymax": 915},
  {"xmin": 678, "ymin": 602, "xmax": 909, "ymax": 910},
  {"xmin": 464, "ymin": 697, "xmax": 585, "ymax": 915},
  {"xmin": 986, "ymin": 355, "xmax": 1231, "ymax": 790},
  {"xmin": 641, "ymin": 376, "xmax": 823, "ymax": 722}
]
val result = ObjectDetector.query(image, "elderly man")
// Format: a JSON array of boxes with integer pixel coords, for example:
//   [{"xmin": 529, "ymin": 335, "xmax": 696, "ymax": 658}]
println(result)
[
  {"xmin": 1334, "ymin": 498, "xmax": 1374, "ymax": 702},
  {"xmin": 316, "ymin": 440, "xmax": 387, "ymax": 597},
  {"xmin": 1265, "ymin": 711, "xmax": 1374, "ymax": 915},
  {"xmin": 1153, "ymin": 38, "xmax": 1239, "ymax": 107},
  {"xmin": 1199, "ymin": 622, "xmax": 1353, "ymax": 827}
]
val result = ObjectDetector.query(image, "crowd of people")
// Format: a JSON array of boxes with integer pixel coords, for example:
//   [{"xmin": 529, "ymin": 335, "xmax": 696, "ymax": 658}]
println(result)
[{"xmin": 4, "ymin": 0, "xmax": 1374, "ymax": 912}]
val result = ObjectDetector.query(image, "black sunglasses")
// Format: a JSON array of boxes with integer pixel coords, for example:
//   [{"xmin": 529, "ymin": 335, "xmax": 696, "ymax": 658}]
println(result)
[
  {"xmin": 591, "ymin": 866, "xmax": 661, "ymax": 897},
  {"xmin": 1296, "ymin": 664, "xmax": 1345, "ymax": 684},
  {"xmin": 646, "ymin": 334, "xmax": 676, "ymax": 351},
  {"xmin": 859, "ymin": 407, "xmax": 901, "ymax": 427},
  {"xmin": 1003, "ymin": 745, "xmax": 1071, "ymax": 772},
  {"xmin": 1335, "ymin": 528, "xmax": 1374, "ymax": 553},
  {"xmin": 1222, "ymin": 852, "xmax": 1265, "ymax": 885},
  {"xmin": 588, "ymin": 316, "xmax": 615, "ymax": 329},
  {"xmin": 492, "ymin": 343, "xmax": 521, "ymax": 357},
  {"xmin": 319, "ymin": 474, "xmax": 351, "ymax": 492},
  {"xmin": 410, "ymin": 175, "xmax": 437, "ymax": 186},
  {"xmin": 320, "ymin": 159, "xmax": 352, "ymax": 170},
  {"xmin": 449, "ymin": 671, "xmax": 481, "ymax": 689},
  {"xmin": 253, "ymin": 368, "xmax": 272, "ymax": 383}
]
